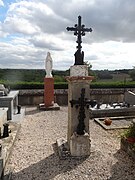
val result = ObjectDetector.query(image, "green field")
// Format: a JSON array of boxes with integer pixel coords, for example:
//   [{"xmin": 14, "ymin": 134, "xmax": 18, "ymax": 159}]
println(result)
[{"xmin": 0, "ymin": 68, "xmax": 135, "ymax": 89}]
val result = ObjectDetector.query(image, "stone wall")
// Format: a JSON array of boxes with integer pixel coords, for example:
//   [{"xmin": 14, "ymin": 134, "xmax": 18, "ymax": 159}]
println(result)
[{"xmin": 18, "ymin": 88, "xmax": 135, "ymax": 106}]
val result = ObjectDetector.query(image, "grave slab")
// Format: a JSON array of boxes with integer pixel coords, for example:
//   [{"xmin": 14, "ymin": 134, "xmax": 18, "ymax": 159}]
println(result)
[
  {"xmin": 94, "ymin": 116, "xmax": 134, "ymax": 130},
  {"xmin": 0, "ymin": 91, "xmax": 19, "ymax": 120},
  {"xmin": 90, "ymin": 104, "xmax": 135, "ymax": 118}
]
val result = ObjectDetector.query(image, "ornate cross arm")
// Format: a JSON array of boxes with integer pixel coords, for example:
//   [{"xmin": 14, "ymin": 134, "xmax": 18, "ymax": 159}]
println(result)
[
  {"xmin": 66, "ymin": 16, "xmax": 92, "ymax": 65},
  {"xmin": 66, "ymin": 27, "xmax": 76, "ymax": 31}
]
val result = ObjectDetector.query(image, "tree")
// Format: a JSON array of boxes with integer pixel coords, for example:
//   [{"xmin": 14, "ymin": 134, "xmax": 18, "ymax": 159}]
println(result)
[{"xmin": 97, "ymin": 70, "xmax": 113, "ymax": 79}]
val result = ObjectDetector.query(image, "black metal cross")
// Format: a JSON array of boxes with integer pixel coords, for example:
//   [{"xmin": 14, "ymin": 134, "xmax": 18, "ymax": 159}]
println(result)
[
  {"xmin": 67, "ymin": 16, "xmax": 92, "ymax": 65},
  {"xmin": 70, "ymin": 88, "xmax": 90, "ymax": 135}
]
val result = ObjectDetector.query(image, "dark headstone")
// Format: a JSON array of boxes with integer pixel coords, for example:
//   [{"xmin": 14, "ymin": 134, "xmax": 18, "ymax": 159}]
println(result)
[
  {"xmin": 3, "ymin": 123, "xmax": 9, "ymax": 138},
  {"xmin": 17, "ymin": 105, "xmax": 21, "ymax": 114}
]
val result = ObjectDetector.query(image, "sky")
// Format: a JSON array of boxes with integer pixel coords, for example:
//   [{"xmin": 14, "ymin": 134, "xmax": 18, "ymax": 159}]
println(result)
[{"xmin": 0, "ymin": 0, "xmax": 135, "ymax": 70}]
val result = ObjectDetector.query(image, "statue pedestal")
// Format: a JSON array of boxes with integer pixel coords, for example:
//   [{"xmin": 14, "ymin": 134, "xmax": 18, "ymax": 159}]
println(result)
[
  {"xmin": 39, "ymin": 77, "xmax": 60, "ymax": 111},
  {"xmin": 44, "ymin": 77, "xmax": 54, "ymax": 107},
  {"xmin": 39, "ymin": 52, "xmax": 60, "ymax": 111}
]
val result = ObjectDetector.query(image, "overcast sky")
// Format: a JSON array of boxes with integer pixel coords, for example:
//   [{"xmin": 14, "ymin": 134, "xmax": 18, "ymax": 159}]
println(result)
[{"xmin": 0, "ymin": 0, "xmax": 135, "ymax": 70}]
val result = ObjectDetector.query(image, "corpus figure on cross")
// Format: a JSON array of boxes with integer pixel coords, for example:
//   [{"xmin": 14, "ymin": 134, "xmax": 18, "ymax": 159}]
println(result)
[{"xmin": 66, "ymin": 15, "xmax": 92, "ymax": 65}]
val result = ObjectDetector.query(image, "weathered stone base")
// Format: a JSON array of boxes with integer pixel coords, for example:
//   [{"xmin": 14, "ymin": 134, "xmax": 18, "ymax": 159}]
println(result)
[
  {"xmin": 70, "ymin": 132, "xmax": 91, "ymax": 157},
  {"xmin": 94, "ymin": 116, "xmax": 133, "ymax": 130},
  {"xmin": 39, "ymin": 103, "xmax": 60, "ymax": 111},
  {"xmin": 56, "ymin": 133, "xmax": 91, "ymax": 159}
]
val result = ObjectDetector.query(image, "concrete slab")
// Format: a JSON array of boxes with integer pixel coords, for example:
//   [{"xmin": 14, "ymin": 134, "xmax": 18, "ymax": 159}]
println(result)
[
  {"xmin": 12, "ymin": 107, "xmax": 26, "ymax": 123},
  {"xmin": 94, "ymin": 116, "xmax": 134, "ymax": 130},
  {"xmin": 0, "ymin": 107, "xmax": 25, "ymax": 179},
  {"xmin": 0, "ymin": 91, "xmax": 19, "ymax": 120},
  {"xmin": 39, "ymin": 103, "xmax": 60, "ymax": 111}
]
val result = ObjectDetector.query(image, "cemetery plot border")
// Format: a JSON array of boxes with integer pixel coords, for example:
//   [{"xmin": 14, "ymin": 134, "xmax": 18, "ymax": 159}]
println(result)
[{"xmin": 94, "ymin": 116, "xmax": 135, "ymax": 130}]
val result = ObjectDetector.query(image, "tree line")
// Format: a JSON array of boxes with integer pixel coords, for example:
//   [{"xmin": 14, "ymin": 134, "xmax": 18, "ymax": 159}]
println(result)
[{"xmin": 0, "ymin": 68, "xmax": 135, "ymax": 83}]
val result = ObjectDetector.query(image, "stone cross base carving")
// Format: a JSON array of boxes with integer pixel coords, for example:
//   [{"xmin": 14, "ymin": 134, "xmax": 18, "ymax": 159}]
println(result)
[{"xmin": 70, "ymin": 132, "xmax": 91, "ymax": 157}]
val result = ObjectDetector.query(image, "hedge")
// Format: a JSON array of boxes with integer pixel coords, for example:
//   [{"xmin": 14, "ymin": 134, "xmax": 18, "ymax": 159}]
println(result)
[
  {"xmin": 1, "ymin": 80, "xmax": 135, "ymax": 90},
  {"xmin": 1, "ymin": 81, "xmax": 68, "ymax": 90},
  {"xmin": 90, "ymin": 81, "xmax": 135, "ymax": 88}
]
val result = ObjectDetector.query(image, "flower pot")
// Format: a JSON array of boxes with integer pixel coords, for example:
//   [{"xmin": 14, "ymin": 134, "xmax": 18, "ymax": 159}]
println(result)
[
  {"xmin": 104, "ymin": 117, "xmax": 112, "ymax": 126},
  {"xmin": 126, "ymin": 137, "xmax": 135, "ymax": 143}
]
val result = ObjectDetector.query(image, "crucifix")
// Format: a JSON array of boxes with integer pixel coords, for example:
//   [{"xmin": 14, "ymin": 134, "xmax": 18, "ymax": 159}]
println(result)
[
  {"xmin": 70, "ymin": 88, "xmax": 91, "ymax": 135},
  {"xmin": 67, "ymin": 15, "xmax": 92, "ymax": 65}
]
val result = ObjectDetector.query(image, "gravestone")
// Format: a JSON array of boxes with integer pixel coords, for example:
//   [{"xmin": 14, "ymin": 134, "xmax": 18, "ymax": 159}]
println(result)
[
  {"xmin": 66, "ymin": 16, "xmax": 93, "ymax": 157},
  {"xmin": 0, "ymin": 90, "xmax": 19, "ymax": 120},
  {"xmin": 67, "ymin": 73, "xmax": 93, "ymax": 156},
  {"xmin": 57, "ymin": 16, "xmax": 93, "ymax": 158}
]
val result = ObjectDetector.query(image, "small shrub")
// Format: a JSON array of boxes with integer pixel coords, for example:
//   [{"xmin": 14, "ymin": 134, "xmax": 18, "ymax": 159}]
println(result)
[{"xmin": 121, "ymin": 124, "xmax": 135, "ymax": 138}]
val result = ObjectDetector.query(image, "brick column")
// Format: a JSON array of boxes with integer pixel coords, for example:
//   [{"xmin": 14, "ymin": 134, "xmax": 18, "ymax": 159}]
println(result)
[{"xmin": 44, "ymin": 77, "xmax": 54, "ymax": 107}]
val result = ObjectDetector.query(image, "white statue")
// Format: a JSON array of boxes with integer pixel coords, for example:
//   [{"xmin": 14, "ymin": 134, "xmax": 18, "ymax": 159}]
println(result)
[{"xmin": 45, "ymin": 52, "xmax": 53, "ymax": 77}]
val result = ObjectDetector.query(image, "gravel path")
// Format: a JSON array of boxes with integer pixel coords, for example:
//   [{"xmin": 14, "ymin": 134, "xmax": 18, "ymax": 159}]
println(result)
[{"xmin": 8, "ymin": 106, "xmax": 135, "ymax": 180}]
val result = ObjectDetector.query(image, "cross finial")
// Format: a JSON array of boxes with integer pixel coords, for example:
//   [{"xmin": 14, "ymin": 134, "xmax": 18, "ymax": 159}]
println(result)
[{"xmin": 67, "ymin": 16, "xmax": 92, "ymax": 65}]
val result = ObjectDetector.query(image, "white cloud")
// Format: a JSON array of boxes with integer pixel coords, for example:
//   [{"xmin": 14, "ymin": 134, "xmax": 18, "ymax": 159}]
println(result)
[
  {"xmin": 88, "ymin": 41, "xmax": 135, "ymax": 70},
  {"xmin": 0, "ymin": 0, "xmax": 135, "ymax": 70},
  {"xmin": 0, "ymin": 0, "xmax": 4, "ymax": 6}
]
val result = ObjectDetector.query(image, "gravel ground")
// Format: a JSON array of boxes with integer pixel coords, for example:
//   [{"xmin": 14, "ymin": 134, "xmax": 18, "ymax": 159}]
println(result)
[{"xmin": 8, "ymin": 106, "xmax": 135, "ymax": 180}]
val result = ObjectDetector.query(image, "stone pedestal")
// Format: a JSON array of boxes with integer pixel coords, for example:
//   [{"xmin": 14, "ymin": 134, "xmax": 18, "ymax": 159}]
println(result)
[
  {"xmin": 39, "ymin": 77, "xmax": 60, "ymax": 110},
  {"xmin": 67, "ymin": 76, "xmax": 93, "ymax": 144},
  {"xmin": 44, "ymin": 77, "xmax": 54, "ymax": 107},
  {"xmin": 67, "ymin": 65, "xmax": 94, "ymax": 157}
]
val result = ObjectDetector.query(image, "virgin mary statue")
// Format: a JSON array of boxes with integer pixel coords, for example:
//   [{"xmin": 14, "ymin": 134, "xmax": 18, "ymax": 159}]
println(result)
[{"xmin": 45, "ymin": 52, "xmax": 53, "ymax": 77}]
